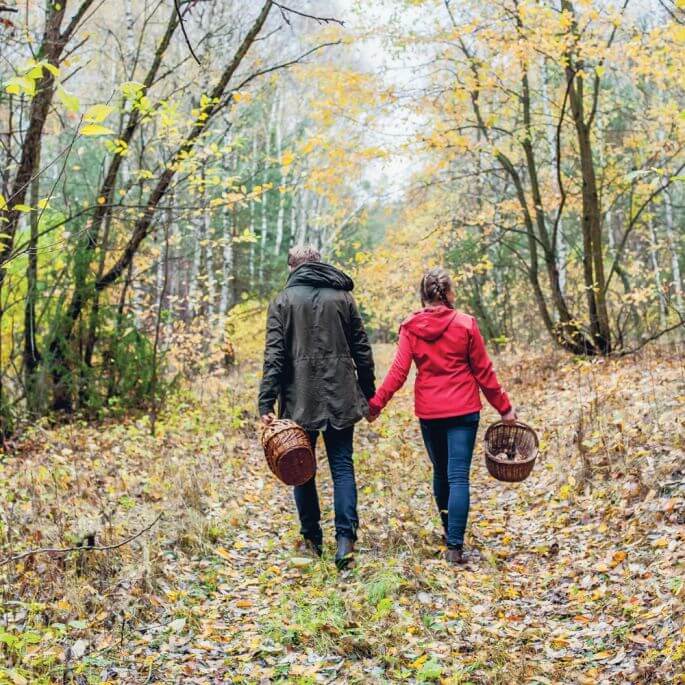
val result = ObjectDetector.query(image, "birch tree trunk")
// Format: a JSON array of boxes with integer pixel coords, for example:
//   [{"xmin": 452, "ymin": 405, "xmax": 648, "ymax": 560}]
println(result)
[
  {"xmin": 202, "ymin": 196, "xmax": 216, "ymax": 317},
  {"xmin": 249, "ymin": 135, "xmax": 257, "ymax": 288},
  {"xmin": 648, "ymin": 218, "xmax": 667, "ymax": 328},
  {"xmin": 219, "ymin": 211, "xmax": 234, "ymax": 317},
  {"xmin": 297, "ymin": 188, "xmax": 310, "ymax": 246},
  {"xmin": 664, "ymin": 188, "xmax": 683, "ymax": 315},
  {"xmin": 290, "ymin": 186, "xmax": 297, "ymax": 250},
  {"xmin": 274, "ymin": 94, "xmax": 288, "ymax": 256},
  {"xmin": 259, "ymin": 98, "xmax": 277, "ymax": 283},
  {"xmin": 541, "ymin": 62, "xmax": 566, "ymax": 300},
  {"xmin": 221, "ymin": 152, "xmax": 238, "ymax": 318},
  {"xmin": 187, "ymin": 209, "xmax": 201, "ymax": 318}
]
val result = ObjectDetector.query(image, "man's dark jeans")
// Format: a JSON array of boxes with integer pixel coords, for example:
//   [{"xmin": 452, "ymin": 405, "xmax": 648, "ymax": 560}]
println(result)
[
  {"xmin": 419, "ymin": 412, "xmax": 480, "ymax": 548},
  {"xmin": 294, "ymin": 425, "xmax": 357, "ymax": 545}
]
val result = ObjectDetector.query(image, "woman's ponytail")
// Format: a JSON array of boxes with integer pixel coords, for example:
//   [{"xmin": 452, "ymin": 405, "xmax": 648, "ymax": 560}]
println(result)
[{"xmin": 420, "ymin": 267, "xmax": 454, "ymax": 308}]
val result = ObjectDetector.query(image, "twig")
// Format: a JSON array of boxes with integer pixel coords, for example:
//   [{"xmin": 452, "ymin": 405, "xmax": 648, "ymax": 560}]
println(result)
[
  {"xmin": 174, "ymin": 0, "xmax": 201, "ymax": 65},
  {"xmin": 272, "ymin": 2, "xmax": 344, "ymax": 25},
  {"xmin": 613, "ymin": 310, "xmax": 685, "ymax": 357},
  {"xmin": 0, "ymin": 512, "xmax": 162, "ymax": 566},
  {"xmin": 228, "ymin": 40, "xmax": 341, "ymax": 98}
]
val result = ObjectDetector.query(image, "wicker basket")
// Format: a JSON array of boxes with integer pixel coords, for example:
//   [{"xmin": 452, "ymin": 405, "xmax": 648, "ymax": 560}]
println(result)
[
  {"xmin": 484, "ymin": 421, "xmax": 539, "ymax": 483},
  {"xmin": 260, "ymin": 419, "xmax": 316, "ymax": 486}
]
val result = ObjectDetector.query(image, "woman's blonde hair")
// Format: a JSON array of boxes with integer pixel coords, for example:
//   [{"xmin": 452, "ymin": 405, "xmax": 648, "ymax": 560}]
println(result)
[{"xmin": 420, "ymin": 267, "xmax": 453, "ymax": 308}]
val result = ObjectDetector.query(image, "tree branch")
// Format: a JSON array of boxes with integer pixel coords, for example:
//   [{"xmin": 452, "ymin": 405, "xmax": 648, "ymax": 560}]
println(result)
[
  {"xmin": 227, "ymin": 40, "xmax": 341, "ymax": 99},
  {"xmin": 174, "ymin": 0, "xmax": 201, "ymax": 65},
  {"xmin": 587, "ymin": 0, "xmax": 630, "ymax": 128},
  {"xmin": 61, "ymin": 0, "xmax": 99, "ymax": 43},
  {"xmin": 272, "ymin": 2, "xmax": 344, "ymax": 26},
  {"xmin": 614, "ymin": 311, "xmax": 685, "ymax": 357},
  {"xmin": 0, "ymin": 513, "xmax": 162, "ymax": 567},
  {"xmin": 94, "ymin": 1, "xmax": 274, "ymax": 293},
  {"xmin": 604, "ymin": 162, "xmax": 685, "ymax": 292}
]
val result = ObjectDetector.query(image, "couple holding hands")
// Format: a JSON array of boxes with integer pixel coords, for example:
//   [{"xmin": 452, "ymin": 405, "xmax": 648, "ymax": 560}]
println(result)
[{"xmin": 258, "ymin": 246, "xmax": 516, "ymax": 570}]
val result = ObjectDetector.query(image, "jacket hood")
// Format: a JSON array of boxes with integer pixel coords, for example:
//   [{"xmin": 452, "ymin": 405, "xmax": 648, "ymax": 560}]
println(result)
[
  {"xmin": 402, "ymin": 305, "xmax": 456, "ymax": 342},
  {"xmin": 286, "ymin": 262, "xmax": 354, "ymax": 291}
]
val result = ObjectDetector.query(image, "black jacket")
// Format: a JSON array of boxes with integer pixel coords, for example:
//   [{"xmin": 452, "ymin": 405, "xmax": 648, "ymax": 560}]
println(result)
[{"xmin": 258, "ymin": 262, "xmax": 375, "ymax": 430}]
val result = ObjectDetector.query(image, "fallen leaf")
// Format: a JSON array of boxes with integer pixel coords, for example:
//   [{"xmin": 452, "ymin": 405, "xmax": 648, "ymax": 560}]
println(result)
[
  {"xmin": 71, "ymin": 638, "xmax": 88, "ymax": 659},
  {"xmin": 168, "ymin": 618, "xmax": 186, "ymax": 633}
]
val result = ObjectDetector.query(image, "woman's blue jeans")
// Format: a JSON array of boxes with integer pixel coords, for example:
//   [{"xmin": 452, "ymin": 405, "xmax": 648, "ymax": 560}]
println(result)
[
  {"xmin": 293, "ymin": 425, "xmax": 357, "ymax": 544},
  {"xmin": 419, "ymin": 412, "xmax": 480, "ymax": 547}
]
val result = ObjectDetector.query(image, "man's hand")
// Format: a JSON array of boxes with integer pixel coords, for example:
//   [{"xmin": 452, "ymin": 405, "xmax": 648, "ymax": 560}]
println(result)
[
  {"xmin": 260, "ymin": 413, "xmax": 276, "ymax": 427},
  {"xmin": 501, "ymin": 407, "xmax": 518, "ymax": 424}
]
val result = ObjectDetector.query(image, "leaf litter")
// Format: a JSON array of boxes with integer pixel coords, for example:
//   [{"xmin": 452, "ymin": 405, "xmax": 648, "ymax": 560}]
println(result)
[{"xmin": 1, "ymin": 344, "xmax": 683, "ymax": 683}]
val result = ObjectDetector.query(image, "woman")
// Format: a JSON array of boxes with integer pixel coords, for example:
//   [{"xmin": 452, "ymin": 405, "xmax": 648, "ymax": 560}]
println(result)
[{"xmin": 368, "ymin": 268, "xmax": 516, "ymax": 565}]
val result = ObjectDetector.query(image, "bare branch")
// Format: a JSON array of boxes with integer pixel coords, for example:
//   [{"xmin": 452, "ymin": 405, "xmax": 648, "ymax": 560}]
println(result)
[
  {"xmin": 272, "ymin": 2, "xmax": 344, "ymax": 26},
  {"xmin": 94, "ymin": 1, "xmax": 274, "ymax": 293},
  {"xmin": 174, "ymin": 0, "xmax": 201, "ymax": 65},
  {"xmin": 587, "ymin": 0, "xmax": 630, "ymax": 128},
  {"xmin": 604, "ymin": 162, "xmax": 685, "ymax": 292},
  {"xmin": 61, "ymin": 0, "xmax": 99, "ymax": 43},
  {"xmin": 228, "ymin": 40, "xmax": 341, "ymax": 99},
  {"xmin": 614, "ymin": 311, "xmax": 685, "ymax": 357},
  {"xmin": 0, "ymin": 513, "xmax": 162, "ymax": 567}
]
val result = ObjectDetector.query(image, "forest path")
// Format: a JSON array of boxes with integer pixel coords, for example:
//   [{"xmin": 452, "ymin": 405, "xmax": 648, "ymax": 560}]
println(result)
[
  {"xmin": 203, "ymin": 347, "xmax": 683, "ymax": 685},
  {"xmin": 2, "ymin": 347, "xmax": 683, "ymax": 684}
]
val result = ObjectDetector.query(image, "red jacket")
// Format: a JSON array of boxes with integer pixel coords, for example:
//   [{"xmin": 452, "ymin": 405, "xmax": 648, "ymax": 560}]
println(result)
[{"xmin": 368, "ymin": 306, "xmax": 511, "ymax": 419}]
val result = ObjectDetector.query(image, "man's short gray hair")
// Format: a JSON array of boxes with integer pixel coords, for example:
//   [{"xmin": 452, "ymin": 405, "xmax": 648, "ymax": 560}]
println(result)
[{"xmin": 288, "ymin": 245, "xmax": 321, "ymax": 269}]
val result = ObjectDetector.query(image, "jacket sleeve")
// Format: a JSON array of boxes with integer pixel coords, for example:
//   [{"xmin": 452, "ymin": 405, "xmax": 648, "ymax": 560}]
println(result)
[
  {"xmin": 368, "ymin": 326, "xmax": 413, "ymax": 415},
  {"xmin": 348, "ymin": 295, "xmax": 376, "ymax": 399},
  {"xmin": 258, "ymin": 299, "xmax": 286, "ymax": 416},
  {"xmin": 468, "ymin": 317, "xmax": 512, "ymax": 415}
]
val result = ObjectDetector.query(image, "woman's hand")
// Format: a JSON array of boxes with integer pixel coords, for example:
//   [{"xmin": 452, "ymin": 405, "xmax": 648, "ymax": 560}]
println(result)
[
  {"xmin": 365, "ymin": 397, "xmax": 381, "ymax": 423},
  {"xmin": 365, "ymin": 405, "xmax": 380, "ymax": 423},
  {"xmin": 260, "ymin": 413, "xmax": 276, "ymax": 427},
  {"xmin": 501, "ymin": 407, "xmax": 517, "ymax": 424}
]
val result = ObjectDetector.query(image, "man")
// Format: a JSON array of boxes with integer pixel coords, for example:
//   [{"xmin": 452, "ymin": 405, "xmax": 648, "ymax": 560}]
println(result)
[{"xmin": 258, "ymin": 246, "xmax": 375, "ymax": 569}]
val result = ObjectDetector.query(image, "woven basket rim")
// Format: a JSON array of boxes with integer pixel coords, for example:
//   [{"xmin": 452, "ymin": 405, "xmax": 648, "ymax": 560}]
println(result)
[
  {"xmin": 260, "ymin": 419, "xmax": 306, "ymax": 448},
  {"xmin": 484, "ymin": 420, "xmax": 540, "ymax": 447}
]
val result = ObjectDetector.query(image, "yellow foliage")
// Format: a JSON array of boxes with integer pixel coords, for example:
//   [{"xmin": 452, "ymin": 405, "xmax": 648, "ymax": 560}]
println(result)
[{"xmin": 226, "ymin": 300, "xmax": 268, "ymax": 364}]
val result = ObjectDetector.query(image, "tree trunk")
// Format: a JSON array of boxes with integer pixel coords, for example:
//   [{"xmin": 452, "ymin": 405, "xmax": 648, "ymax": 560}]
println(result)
[
  {"xmin": 664, "ymin": 187, "xmax": 683, "ymax": 315},
  {"xmin": 219, "ymin": 211, "xmax": 234, "ymax": 317},
  {"xmin": 23, "ymin": 151, "xmax": 42, "ymax": 414},
  {"xmin": 562, "ymin": 0, "xmax": 611, "ymax": 353},
  {"xmin": 259, "ymin": 99, "xmax": 276, "ymax": 283},
  {"xmin": 647, "ymin": 218, "xmax": 667, "ymax": 328},
  {"xmin": 274, "ymin": 95, "xmax": 288, "ymax": 256},
  {"xmin": 297, "ymin": 189, "xmax": 309, "ymax": 246},
  {"xmin": 249, "ymin": 136, "xmax": 257, "ymax": 288},
  {"xmin": 188, "ymin": 220, "xmax": 201, "ymax": 318}
]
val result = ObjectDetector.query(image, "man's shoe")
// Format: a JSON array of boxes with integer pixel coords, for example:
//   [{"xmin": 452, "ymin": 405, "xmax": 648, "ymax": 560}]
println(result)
[
  {"xmin": 335, "ymin": 537, "xmax": 355, "ymax": 570},
  {"xmin": 445, "ymin": 546, "xmax": 466, "ymax": 566},
  {"xmin": 302, "ymin": 537, "xmax": 322, "ymax": 558}
]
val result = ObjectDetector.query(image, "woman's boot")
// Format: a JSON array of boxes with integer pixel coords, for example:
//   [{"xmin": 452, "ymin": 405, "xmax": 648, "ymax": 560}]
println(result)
[{"xmin": 445, "ymin": 546, "xmax": 465, "ymax": 565}]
